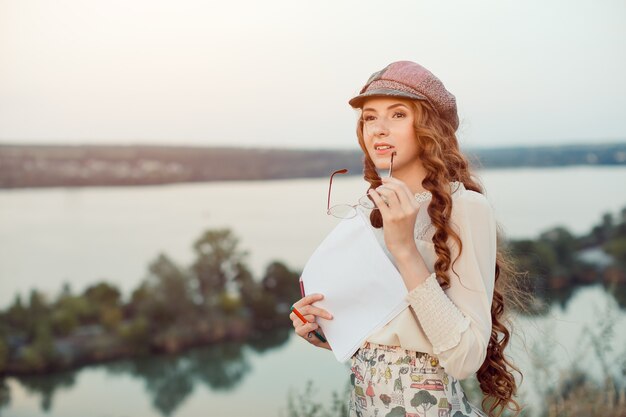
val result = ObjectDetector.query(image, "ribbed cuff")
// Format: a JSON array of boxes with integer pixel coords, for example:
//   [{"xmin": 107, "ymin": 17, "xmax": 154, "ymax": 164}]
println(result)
[{"xmin": 405, "ymin": 272, "xmax": 471, "ymax": 354}]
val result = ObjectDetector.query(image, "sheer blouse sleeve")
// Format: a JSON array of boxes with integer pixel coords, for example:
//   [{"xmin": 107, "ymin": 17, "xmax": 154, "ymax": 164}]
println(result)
[{"xmin": 404, "ymin": 191, "xmax": 497, "ymax": 380}]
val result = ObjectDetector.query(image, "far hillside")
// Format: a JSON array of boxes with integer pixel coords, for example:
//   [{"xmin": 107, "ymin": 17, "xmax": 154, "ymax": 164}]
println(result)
[{"xmin": 0, "ymin": 142, "xmax": 624, "ymax": 188}]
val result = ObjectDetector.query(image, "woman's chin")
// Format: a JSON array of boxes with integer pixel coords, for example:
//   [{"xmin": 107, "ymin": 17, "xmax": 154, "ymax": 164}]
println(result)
[
  {"xmin": 375, "ymin": 164, "xmax": 392, "ymax": 174},
  {"xmin": 367, "ymin": 153, "xmax": 395, "ymax": 172}
]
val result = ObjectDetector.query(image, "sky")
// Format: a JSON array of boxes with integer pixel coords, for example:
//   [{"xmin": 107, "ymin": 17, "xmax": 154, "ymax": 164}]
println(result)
[{"xmin": 0, "ymin": 0, "xmax": 625, "ymax": 150}]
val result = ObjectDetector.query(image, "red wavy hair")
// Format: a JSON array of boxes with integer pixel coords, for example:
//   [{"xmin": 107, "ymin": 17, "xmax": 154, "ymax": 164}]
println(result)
[{"xmin": 355, "ymin": 98, "xmax": 524, "ymax": 417}]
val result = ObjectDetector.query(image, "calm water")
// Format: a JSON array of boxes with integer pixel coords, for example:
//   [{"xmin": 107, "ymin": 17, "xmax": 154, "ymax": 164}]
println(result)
[
  {"xmin": 1, "ymin": 166, "xmax": 626, "ymax": 417},
  {"xmin": 1, "ymin": 166, "xmax": 626, "ymax": 308},
  {"xmin": 3, "ymin": 285, "xmax": 625, "ymax": 417}
]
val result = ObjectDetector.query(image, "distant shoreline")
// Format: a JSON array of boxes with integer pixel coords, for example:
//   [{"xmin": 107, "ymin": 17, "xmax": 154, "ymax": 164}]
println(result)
[{"xmin": 1, "ymin": 142, "xmax": 624, "ymax": 189}]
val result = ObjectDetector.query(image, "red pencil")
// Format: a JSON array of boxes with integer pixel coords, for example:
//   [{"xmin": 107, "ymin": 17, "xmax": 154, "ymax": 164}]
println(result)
[
  {"xmin": 291, "ymin": 306, "xmax": 307, "ymax": 323},
  {"xmin": 291, "ymin": 305, "xmax": 327, "ymax": 343}
]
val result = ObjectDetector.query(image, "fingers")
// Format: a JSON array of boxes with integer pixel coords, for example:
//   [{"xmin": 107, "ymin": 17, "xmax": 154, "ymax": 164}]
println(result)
[
  {"xmin": 292, "ymin": 293, "xmax": 324, "ymax": 309},
  {"xmin": 290, "ymin": 311, "xmax": 322, "ymax": 328},
  {"xmin": 290, "ymin": 294, "xmax": 333, "ymax": 345},
  {"xmin": 294, "ymin": 319, "xmax": 324, "ymax": 346},
  {"xmin": 290, "ymin": 296, "xmax": 332, "ymax": 323},
  {"xmin": 369, "ymin": 186, "xmax": 410, "ymax": 218},
  {"xmin": 382, "ymin": 177, "xmax": 417, "ymax": 204},
  {"xmin": 308, "ymin": 329, "xmax": 328, "ymax": 348},
  {"xmin": 290, "ymin": 311, "xmax": 332, "ymax": 329},
  {"xmin": 295, "ymin": 321, "xmax": 320, "ymax": 338},
  {"xmin": 379, "ymin": 178, "xmax": 420, "ymax": 215},
  {"xmin": 374, "ymin": 185, "xmax": 401, "ymax": 208},
  {"xmin": 367, "ymin": 188, "xmax": 391, "ymax": 217},
  {"xmin": 296, "ymin": 304, "xmax": 333, "ymax": 320},
  {"xmin": 292, "ymin": 294, "xmax": 332, "ymax": 318}
]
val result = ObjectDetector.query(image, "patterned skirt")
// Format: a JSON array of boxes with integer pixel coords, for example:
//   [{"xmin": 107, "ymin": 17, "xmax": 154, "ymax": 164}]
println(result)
[{"xmin": 348, "ymin": 342, "xmax": 487, "ymax": 417}]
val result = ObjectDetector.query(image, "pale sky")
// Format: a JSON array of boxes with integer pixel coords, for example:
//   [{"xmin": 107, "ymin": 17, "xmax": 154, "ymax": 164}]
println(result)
[{"xmin": 0, "ymin": 0, "xmax": 625, "ymax": 150}]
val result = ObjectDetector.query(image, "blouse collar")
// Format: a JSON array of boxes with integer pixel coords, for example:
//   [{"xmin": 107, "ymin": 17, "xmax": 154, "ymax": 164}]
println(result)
[{"xmin": 414, "ymin": 181, "xmax": 464, "ymax": 203}]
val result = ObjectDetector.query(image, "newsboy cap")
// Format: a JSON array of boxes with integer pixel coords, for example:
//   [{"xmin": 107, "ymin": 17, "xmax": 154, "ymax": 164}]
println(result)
[{"xmin": 349, "ymin": 61, "xmax": 459, "ymax": 131}]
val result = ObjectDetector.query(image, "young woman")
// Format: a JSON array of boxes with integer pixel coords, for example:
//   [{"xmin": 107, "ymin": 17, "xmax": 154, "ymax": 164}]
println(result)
[{"xmin": 290, "ymin": 61, "xmax": 523, "ymax": 417}]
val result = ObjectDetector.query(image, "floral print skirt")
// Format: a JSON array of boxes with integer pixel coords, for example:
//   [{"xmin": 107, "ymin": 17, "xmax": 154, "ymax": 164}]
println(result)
[{"xmin": 348, "ymin": 342, "xmax": 486, "ymax": 417}]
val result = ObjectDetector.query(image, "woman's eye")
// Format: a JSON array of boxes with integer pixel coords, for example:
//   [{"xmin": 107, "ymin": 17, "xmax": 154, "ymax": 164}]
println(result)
[
  {"xmin": 363, "ymin": 115, "xmax": 375, "ymax": 122},
  {"xmin": 393, "ymin": 112, "xmax": 406, "ymax": 118}
]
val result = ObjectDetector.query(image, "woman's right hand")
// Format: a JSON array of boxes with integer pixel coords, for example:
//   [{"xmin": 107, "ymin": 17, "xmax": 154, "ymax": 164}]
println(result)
[{"xmin": 290, "ymin": 293, "xmax": 333, "ymax": 350}]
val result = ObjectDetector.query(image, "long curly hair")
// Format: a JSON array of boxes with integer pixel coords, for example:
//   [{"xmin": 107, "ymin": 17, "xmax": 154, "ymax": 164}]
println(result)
[{"xmin": 355, "ymin": 98, "xmax": 526, "ymax": 417}]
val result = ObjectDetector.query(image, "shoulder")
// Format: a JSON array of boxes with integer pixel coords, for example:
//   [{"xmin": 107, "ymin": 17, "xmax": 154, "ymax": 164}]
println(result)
[{"xmin": 451, "ymin": 184, "xmax": 495, "ymax": 224}]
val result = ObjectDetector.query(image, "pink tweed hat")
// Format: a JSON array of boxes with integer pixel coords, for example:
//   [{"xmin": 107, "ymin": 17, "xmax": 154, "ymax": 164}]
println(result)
[{"xmin": 349, "ymin": 61, "xmax": 459, "ymax": 130}]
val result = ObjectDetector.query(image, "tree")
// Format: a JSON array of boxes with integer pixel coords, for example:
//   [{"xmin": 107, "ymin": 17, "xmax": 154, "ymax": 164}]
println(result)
[
  {"xmin": 21, "ymin": 322, "xmax": 56, "ymax": 371},
  {"xmin": 602, "ymin": 213, "xmax": 614, "ymax": 235},
  {"xmin": 261, "ymin": 261, "xmax": 301, "ymax": 305},
  {"xmin": 118, "ymin": 316, "xmax": 150, "ymax": 352},
  {"xmin": 385, "ymin": 406, "xmax": 406, "ymax": 417},
  {"xmin": 83, "ymin": 282, "xmax": 122, "ymax": 329},
  {"xmin": 29, "ymin": 290, "xmax": 48, "ymax": 316},
  {"xmin": 99, "ymin": 305, "xmax": 123, "ymax": 331},
  {"xmin": 509, "ymin": 239, "xmax": 558, "ymax": 296},
  {"xmin": 604, "ymin": 237, "xmax": 626, "ymax": 268},
  {"xmin": 0, "ymin": 336, "xmax": 8, "ymax": 372},
  {"xmin": 590, "ymin": 212, "xmax": 614, "ymax": 244},
  {"xmin": 50, "ymin": 308, "xmax": 78, "ymax": 337},
  {"xmin": 5, "ymin": 294, "xmax": 27, "ymax": 330},
  {"xmin": 53, "ymin": 294, "xmax": 92, "ymax": 331},
  {"xmin": 21, "ymin": 290, "xmax": 50, "ymax": 340},
  {"xmin": 146, "ymin": 253, "xmax": 195, "ymax": 318},
  {"xmin": 191, "ymin": 229, "xmax": 248, "ymax": 308},
  {"xmin": 410, "ymin": 390, "xmax": 437, "ymax": 415},
  {"xmin": 83, "ymin": 282, "xmax": 121, "ymax": 310},
  {"xmin": 539, "ymin": 226, "xmax": 577, "ymax": 266},
  {"xmin": 233, "ymin": 261, "xmax": 258, "ymax": 304}
]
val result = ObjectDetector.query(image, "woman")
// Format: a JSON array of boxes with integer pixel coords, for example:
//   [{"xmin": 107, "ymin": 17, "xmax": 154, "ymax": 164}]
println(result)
[{"xmin": 290, "ymin": 61, "xmax": 523, "ymax": 417}]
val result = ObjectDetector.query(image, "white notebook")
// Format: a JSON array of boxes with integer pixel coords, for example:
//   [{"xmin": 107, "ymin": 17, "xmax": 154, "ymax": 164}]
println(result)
[{"xmin": 300, "ymin": 209, "xmax": 409, "ymax": 362}]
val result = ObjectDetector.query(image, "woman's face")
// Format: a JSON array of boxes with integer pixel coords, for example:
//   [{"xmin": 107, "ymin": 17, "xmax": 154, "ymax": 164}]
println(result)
[{"xmin": 361, "ymin": 97, "xmax": 420, "ymax": 176}]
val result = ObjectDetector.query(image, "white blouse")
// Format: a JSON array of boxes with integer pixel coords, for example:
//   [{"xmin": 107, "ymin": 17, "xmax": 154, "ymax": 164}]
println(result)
[{"xmin": 362, "ymin": 181, "xmax": 497, "ymax": 380}]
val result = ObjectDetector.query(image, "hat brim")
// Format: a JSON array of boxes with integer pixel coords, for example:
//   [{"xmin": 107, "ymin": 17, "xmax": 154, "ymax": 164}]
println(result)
[{"xmin": 348, "ymin": 88, "xmax": 428, "ymax": 108}]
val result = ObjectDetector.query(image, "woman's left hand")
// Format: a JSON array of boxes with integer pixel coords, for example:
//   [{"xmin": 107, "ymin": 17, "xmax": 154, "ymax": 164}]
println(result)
[{"xmin": 368, "ymin": 177, "xmax": 422, "ymax": 258}]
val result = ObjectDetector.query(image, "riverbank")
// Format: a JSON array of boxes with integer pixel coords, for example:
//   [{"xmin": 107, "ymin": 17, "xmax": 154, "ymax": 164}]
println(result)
[
  {"xmin": 0, "ymin": 229, "xmax": 302, "ymax": 376},
  {"xmin": 1, "ymin": 142, "xmax": 625, "ymax": 188},
  {"xmin": 1, "ymin": 205, "xmax": 625, "ymax": 376}
]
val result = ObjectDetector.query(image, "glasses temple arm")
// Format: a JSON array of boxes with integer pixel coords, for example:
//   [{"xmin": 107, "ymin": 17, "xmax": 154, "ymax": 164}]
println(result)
[{"xmin": 328, "ymin": 169, "xmax": 348, "ymax": 212}]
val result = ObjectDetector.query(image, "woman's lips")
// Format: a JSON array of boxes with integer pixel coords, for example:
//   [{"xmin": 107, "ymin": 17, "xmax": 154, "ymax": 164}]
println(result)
[{"xmin": 374, "ymin": 146, "xmax": 395, "ymax": 156}]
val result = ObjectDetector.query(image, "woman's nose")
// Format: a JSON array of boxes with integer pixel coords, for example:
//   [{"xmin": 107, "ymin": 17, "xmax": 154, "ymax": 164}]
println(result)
[{"xmin": 372, "ymin": 119, "xmax": 389, "ymax": 136}]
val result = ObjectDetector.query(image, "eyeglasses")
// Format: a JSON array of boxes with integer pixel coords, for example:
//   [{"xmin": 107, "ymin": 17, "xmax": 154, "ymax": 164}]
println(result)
[{"xmin": 326, "ymin": 152, "xmax": 396, "ymax": 219}]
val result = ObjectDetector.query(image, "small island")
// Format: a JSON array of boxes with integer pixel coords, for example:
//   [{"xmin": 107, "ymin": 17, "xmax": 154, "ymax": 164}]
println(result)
[{"xmin": 0, "ymin": 207, "xmax": 624, "ymax": 376}]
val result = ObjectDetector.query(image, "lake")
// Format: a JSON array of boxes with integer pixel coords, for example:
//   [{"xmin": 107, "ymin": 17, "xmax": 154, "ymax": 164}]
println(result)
[{"xmin": 1, "ymin": 166, "xmax": 626, "ymax": 417}]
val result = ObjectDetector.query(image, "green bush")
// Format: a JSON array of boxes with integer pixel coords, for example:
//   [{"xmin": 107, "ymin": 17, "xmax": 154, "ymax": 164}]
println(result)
[
  {"xmin": 0, "ymin": 337, "xmax": 7, "ymax": 372},
  {"xmin": 118, "ymin": 316, "xmax": 150, "ymax": 352}
]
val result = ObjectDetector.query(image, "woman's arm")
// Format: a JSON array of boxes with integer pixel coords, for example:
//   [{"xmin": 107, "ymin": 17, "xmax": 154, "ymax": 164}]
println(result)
[
  {"xmin": 403, "ymin": 193, "xmax": 496, "ymax": 379},
  {"xmin": 370, "ymin": 178, "xmax": 495, "ymax": 379},
  {"xmin": 366, "ymin": 176, "xmax": 437, "ymax": 289}
]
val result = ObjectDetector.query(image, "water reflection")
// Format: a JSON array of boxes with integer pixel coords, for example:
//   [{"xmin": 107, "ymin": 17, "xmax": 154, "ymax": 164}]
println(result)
[
  {"xmin": 7, "ymin": 369, "xmax": 76, "ymax": 413},
  {"xmin": 519, "ymin": 283, "xmax": 626, "ymax": 316},
  {"xmin": 3, "ymin": 328, "xmax": 290, "ymax": 416},
  {"xmin": 2, "ymin": 285, "xmax": 625, "ymax": 417},
  {"xmin": 0, "ymin": 378, "xmax": 10, "ymax": 412}
]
